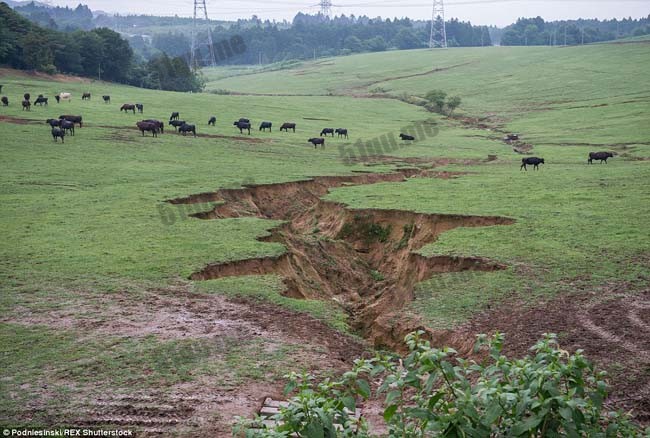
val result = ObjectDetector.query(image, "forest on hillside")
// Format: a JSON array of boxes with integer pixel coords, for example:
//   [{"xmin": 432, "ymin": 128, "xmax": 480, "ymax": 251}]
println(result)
[{"xmin": 0, "ymin": 2, "xmax": 203, "ymax": 91}]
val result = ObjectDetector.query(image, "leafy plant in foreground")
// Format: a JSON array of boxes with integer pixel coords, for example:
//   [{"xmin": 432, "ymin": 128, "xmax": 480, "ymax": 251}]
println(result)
[{"xmin": 235, "ymin": 332, "xmax": 645, "ymax": 437}]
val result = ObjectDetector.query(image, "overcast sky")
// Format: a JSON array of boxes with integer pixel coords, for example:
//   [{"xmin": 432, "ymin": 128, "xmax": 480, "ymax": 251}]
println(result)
[{"xmin": 44, "ymin": 0, "xmax": 650, "ymax": 27}]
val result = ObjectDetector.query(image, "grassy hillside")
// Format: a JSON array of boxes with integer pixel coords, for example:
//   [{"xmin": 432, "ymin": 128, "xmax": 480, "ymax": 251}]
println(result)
[
  {"xmin": 206, "ymin": 42, "xmax": 650, "ymax": 148},
  {"xmin": 1, "ymin": 40, "xmax": 649, "ymax": 433}
]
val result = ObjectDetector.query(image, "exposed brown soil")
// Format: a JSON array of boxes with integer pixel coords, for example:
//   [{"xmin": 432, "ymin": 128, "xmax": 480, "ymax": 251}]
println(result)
[
  {"xmin": 172, "ymin": 168, "xmax": 514, "ymax": 349},
  {"xmin": 439, "ymin": 286, "xmax": 650, "ymax": 425},
  {"xmin": 0, "ymin": 67, "xmax": 92, "ymax": 83},
  {"xmin": 3, "ymin": 286, "xmax": 364, "ymax": 436},
  {"xmin": 0, "ymin": 115, "xmax": 41, "ymax": 125}
]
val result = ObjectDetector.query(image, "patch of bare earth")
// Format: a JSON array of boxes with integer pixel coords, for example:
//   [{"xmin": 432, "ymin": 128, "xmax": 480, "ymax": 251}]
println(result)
[
  {"xmin": 438, "ymin": 286, "xmax": 650, "ymax": 425},
  {"xmin": 2, "ymin": 287, "xmax": 364, "ymax": 436}
]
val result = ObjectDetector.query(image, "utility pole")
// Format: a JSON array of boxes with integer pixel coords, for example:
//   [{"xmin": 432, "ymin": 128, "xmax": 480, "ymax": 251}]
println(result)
[
  {"xmin": 319, "ymin": 0, "xmax": 332, "ymax": 18},
  {"xmin": 190, "ymin": 0, "xmax": 216, "ymax": 69},
  {"xmin": 429, "ymin": 0, "xmax": 447, "ymax": 48}
]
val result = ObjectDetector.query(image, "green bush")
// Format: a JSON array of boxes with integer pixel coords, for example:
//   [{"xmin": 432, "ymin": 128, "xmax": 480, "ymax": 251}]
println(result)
[{"xmin": 235, "ymin": 332, "xmax": 645, "ymax": 437}]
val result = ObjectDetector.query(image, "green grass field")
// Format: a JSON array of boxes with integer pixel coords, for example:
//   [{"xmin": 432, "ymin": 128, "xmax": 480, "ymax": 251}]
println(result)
[{"xmin": 1, "ymin": 39, "xmax": 649, "ymax": 434}]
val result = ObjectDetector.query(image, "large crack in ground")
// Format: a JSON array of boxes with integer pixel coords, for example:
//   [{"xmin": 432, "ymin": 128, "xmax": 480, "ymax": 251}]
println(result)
[{"xmin": 170, "ymin": 166, "xmax": 515, "ymax": 348}]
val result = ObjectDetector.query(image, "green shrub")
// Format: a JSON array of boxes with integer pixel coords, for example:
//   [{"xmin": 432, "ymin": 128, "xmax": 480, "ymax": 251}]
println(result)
[{"xmin": 235, "ymin": 332, "xmax": 645, "ymax": 437}]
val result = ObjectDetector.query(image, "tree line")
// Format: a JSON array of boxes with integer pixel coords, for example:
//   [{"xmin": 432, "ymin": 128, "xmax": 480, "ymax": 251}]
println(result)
[
  {"xmin": 498, "ymin": 16, "xmax": 650, "ymax": 46},
  {"xmin": 0, "ymin": 2, "xmax": 203, "ymax": 92}
]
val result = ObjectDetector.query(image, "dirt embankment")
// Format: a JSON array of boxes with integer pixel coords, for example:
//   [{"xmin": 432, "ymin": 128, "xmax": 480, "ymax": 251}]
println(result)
[{"xmin": 172, "ymin": 168, "xmax": 514, "ymax": 349}]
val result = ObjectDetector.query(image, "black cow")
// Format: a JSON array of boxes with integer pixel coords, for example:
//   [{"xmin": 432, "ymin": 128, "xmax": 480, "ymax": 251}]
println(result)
[
  {"xmin": 280, "ymin": 122, "xmax": 296, "ymax": 133},
  {"xmin": 1, "ymin": 96, "xmax": 7, "ymax": 106},
  {"xmin": 520, "ymin": 157, "xmax": 545, "ymax": 171},
  {"xmin": 399, "ymin": 133, "xmax": 415, "ymax": 141},
  {"xmin": 82, "ymin": 92, "xmax": 91, "ymax": 100},
  {"xmin": 208, "ymin": 116, "xmax": 216, "ymax": 126},
  {"xmin": 308, "ymin": 137, "xmax": 325, "ymax": 148},
  {"xmin": 504, "ymin": 133, "xmax": 519, "ymax": 142},
  {"xmin": 320, "ymin": 128, "xmax": 334, "ymax": 137},
  {"xmin": 178, "ymin": 123, "xmax": 196, "ymax": 137},
  {"xmin": 24, "ymin": 93, "xmax": 30, "ymax": 101},
  {"xmin": 259, "ymin": 121, "xmax": 272, "ymax": 132},
  {"xmin": 588, "ymin": 152, "xmax": 614, "ymax": 164},
  {"xmin": 46, "ymin": 118, "xmax": 60, "ymax": 127},
  {"xmin": 169, "ymin": 120, "xmax": 186, "ymax": 131},
  {"xmin": 234, "ymin": 121, "xmax": 251, "ymax": 135},
  {"xmin": 22, "ymin": 100, "xmax": 31, "ymax": 111},
  {"xmin": 137, "ymin": 121, "xmax": 159, "ymax": 137},
  {"xmin": 51, "ymin": 127, "xmax": 65, "ymax": 143},
  {"xmin": 121, "ymin": 104, "xmax": 136, "ymax": 114},
  {"xmin": 170, "ymin": 112, "xmax": 180, "ymax": 121},
  {"xmin": 103, "ymin": 95, "xmax": 111, "ymax": 103},
  {"xmin": 238, "ymin": 118, "xmax": 250, "ymax": 123},
  {"xmin": 34, "ymin": 96, "xmax": 48, "ymax": 106},
  {"xmin": 54, "ymin": 95, "xmax": 60, "ymax": 103},
  {"xmin": 60, "ymin": 120, "xmax": 75, "ymax": 136},
  {"xmin": 0, "ymin": 85, "xmax": 2, "ymax": 93},
  {"xmin": 143, "ymin": 119, "xmax": 164, "ymax": 134},
  {"xmin": 335, "ymin": 128, "xmax": 348, "ymax": 139},
  {"xmin": 136, "ymin": 103, "xmax": 144, "ymax": 113},
  {"xmin": 59, "ymin": 115, "xmax": 83, "ymax": 128}
]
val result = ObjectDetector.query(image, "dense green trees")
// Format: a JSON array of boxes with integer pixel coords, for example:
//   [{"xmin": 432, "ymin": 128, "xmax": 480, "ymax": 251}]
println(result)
[
  {"xmin": 500, "ymin": 16, "xmax": 650, "ymax": 46},
  {"xmin": 0, "ymin": 2, "xmax": 203, "ymax": 92}
]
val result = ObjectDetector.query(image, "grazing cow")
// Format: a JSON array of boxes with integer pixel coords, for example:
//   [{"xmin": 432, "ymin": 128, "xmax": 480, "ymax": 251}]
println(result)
[
  {"xmin": 60, "ymin": 120, "xmax": 75, "ymax": 136},
  {"xmin": 588, "ymin": 152, "xmax": 614, "ymax": 164},
  {"xmin": 57, "ymin": 92, "xmax": 71, "ymax": 102},
  {"xmin": 34, "ymin": 96, "xmax": 48, "ymax": 106},
  {"xmin": 238, "ymin": 118, "xmax": 250, "ymax": 123},
  {"xmin": 120, "ymin": 104, "xmax": 136, "ymax": 114},
  {"xmin": 136, "ymin": 121, "xmax": 159, "ymax": 137},
  {"xmin": 82, "ymin": 92, "xmax": 91, "ymax": 100},
  {"xmin": 142, "ymin": 120, "xmax": 164, "ymax": 134},
  {"xmin": 335, "ymin": 128, "xmax": 348, "ymax": 139},
  {"xmin": 320, "ymin": 128, "xmax": 334, "ymax": 137},
  {"xmin": 520, "ymin": 157, "xmax": 545, "ymax": 171},
  {"xmin": 2, "ymin": 96, "xmax": 9, "ymax": 106},
  {"xmin": 59, "ymin": 115, "xmax": 83, "ymax": 128},
  {"xmin": 308, "ymin": 137, "xmax": 325, "ymax": 148},
  {"xmin": 233, "ymin": 121, "xmax": 251, "ymax": 135},
  {"xmin": 103, "ymin": 95, "xmax": 111, "ymax": 103},
  {"xmin": 399, "ymin": 133, "xmax": 415, "ymax": 141},
  {"xmin": 178, "ymin": 123, "xmax": 196, "ymax": 137},
  {"xmin": 51, "ymin": 127, "xmax": 65, "ymax": 143},
  {"xmin": 208, "ymin": 116, "xmax": 216, "ymax": 126},
  {"xmin": 46, "ymin": 118, "xmax": 60, "ymax": 127},
  {"xmin": 280, "ymin": 122, "xmax": 296, "ymax": 133},
  {"xmin": 22, "ymin": 100, "xmax": 31, "ymax": 111},
  {"xmin": 136, "ymin": 103, "xmax": 144, "ymax": 113},
  {"xmin": 169, "ymin": 120, "xmax": 186, "ymax": 131},
  {"xmin": 170, "ymin": 112, "xmax": 180, "ymax": 121},
  {"xmin": 259, "ymin": 121, "xmax": 272, "ymax": 132},
  {"xmin": 24, "ymin": 93, "xmax": 30, "ymax": 101}
]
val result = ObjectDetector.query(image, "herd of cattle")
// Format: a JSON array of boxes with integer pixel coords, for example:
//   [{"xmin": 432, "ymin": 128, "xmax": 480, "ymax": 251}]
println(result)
[{"xmin": 1, "ymin": 89, "xmax": 618, "ymax": 167}]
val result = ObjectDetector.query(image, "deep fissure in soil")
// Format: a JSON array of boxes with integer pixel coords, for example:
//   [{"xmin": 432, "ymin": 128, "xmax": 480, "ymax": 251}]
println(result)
[{"xmin": 170, "ymin": 168, "xmax": 515, "ymax": 348}]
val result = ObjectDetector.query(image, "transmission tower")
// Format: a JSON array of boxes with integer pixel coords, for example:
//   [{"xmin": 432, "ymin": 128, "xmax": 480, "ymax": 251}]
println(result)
[
  {"xmin": 190, "ymin": 0, "xmax": 217, "ymax": 69},
  {"xmin": 319, "ymin": 0, "xmax": 332, "ymax": 18},
  {"xmin": 429, "ymin": 0, "xmax": 447, "ymax": 48}
]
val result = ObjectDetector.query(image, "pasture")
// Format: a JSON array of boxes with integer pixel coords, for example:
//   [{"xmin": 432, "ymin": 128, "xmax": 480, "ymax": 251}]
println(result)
[{"xmin": 1, "ymin": 39, "xmax": 649, "ymax": 435}]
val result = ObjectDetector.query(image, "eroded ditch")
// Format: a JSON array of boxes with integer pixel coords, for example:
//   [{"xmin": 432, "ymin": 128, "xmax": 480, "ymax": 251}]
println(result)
[{"xmin": 170, "ymin": 167, "xmax": 515, "ymax": 348}]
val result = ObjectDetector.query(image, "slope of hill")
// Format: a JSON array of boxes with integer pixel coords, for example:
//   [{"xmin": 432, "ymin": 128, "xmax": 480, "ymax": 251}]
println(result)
[{"xmin": 0, "ymin": 39, "xmax": 649, "ymax": 434}]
